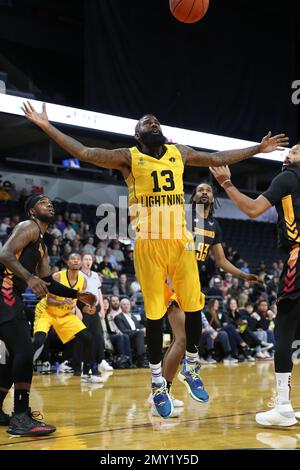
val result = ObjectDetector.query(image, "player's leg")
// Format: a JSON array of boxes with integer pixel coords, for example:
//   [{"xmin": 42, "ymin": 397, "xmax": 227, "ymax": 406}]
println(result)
[
  {"xmin": 0, "ymin": 340, "xmax": 13, "ymax": 425},
  {"xmin": 75, "ymin": 325, "xmax": 103, "ymax": 383},
  {"xmin": 1, "ymin": 314, "xmax": 56, "ymax": 436},
  {"xmin": 32, "ymin": 302, "xmax": 52, "ymax": 361},
  {"xmin": 170, "ymin": 240, "xmax": 208, "ymax": 402},
  {"xmin": 163, "ymin": 302, "xmax": 185, "ymax": 398},
  {"xmin": 256, "ymin": 298, "xmax": 300, "ymax": 427},
  {"xmin": 134, "ymin": 238, "xmax": 173, "ymax": 418}
]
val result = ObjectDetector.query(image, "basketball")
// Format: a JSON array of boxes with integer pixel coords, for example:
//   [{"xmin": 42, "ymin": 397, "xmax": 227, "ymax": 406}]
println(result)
[{"xmin": 169, "ymin": 0, "xmax": 209, "ymax": 24}]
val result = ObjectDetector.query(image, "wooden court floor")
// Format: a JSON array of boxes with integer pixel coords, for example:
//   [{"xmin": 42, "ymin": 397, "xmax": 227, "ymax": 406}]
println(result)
[{"xmin": 1, "ymin": 362, "xmax": 300, "ymax": 450}]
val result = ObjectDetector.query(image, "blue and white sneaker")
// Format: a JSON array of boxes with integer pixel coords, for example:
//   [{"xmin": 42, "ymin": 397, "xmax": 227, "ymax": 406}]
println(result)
[
  {"xmin": 178, "ymin": 364, "xmax": 209, "ymax": 403},
  {"xmin": 151, "ymin": 377, "xmax": 174, "ymax": 419}
]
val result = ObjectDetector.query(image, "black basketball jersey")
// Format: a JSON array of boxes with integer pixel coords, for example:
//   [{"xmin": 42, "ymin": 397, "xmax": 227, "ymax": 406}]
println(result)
[
  {"xmin": 0, "ymin": 220, "xmax": 46, "ymax": 295},
  {"xmin": 193, "ymin": 216, "xmax": 222, "ymax": 268},
  {"xmin": 262, "ymin": 167, "xmax": 300, "ymax": 300},
  {"xmin": 263, "ymin": 167, "xmax": 300, "ymax": 252}
]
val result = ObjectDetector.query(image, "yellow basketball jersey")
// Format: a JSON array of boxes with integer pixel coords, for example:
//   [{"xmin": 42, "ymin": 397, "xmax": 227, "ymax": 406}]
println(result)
[
  {"xmin": 126, "ymin": 144, "xmax": 186, "ymax": 238},
  {"xmin": 37, "ymin": 270, "xmax": 85, "ymax": 317}
]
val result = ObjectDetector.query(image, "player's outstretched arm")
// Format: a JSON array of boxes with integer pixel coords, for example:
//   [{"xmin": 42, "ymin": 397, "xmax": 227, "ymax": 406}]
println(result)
[
  {"xmin": 178, "ymin": 132, "xmax": 289, "ymax": 167},
  {"xmin": 211, "ymin": 243, "xmax": 258, "ymax": 282},
  {"xmin": 210, "ymin": 165, "xmax": 272, "ymax": 218},
  {"xmin": 22, "ymin": 101, "xmax": 131, "ymax": 171}
]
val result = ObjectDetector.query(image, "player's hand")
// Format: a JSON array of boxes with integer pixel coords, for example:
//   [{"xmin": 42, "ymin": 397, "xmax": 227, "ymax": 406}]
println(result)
[
  {"xmin": 27, "ymin": 275, "xmax": 50, "ymax": 297},
  {"xmin": 209, "ymin": 165, "xmax": 231, "ymax": 186},
  {"xmin": 243, "ymin": 273, "xmax": 258, "ymax": 282},
  {"xmin": 77, "ymin": 291, "xmax": 97, "ymax": 307},
  {"xmin": 259, "ymin": 132, "xmax": 289, "ymax": 153},
  {"xmin": 22, "ymin": 101, "xmax": 49, "ymax": 129},
  {"xmin": 64, "ymin": 298, "xmax": 74, "ymax": 305}
]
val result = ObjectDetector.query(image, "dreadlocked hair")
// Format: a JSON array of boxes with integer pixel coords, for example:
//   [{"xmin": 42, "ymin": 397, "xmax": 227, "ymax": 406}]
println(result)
[{"xmin": 189, "ymin": 180, "xmax": 220, "ymax": 230}]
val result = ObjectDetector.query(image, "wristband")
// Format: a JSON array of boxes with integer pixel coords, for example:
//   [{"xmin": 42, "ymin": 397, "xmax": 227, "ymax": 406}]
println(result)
[{"xmin": 221, "ymin": 179, "xmax": 231, "ymax": 187}]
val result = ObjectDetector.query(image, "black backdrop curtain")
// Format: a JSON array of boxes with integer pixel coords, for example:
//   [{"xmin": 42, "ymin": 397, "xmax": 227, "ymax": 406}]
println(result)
[{"xmin": 85, "ymin": 0, "xmax": 300, "ymax": 143}]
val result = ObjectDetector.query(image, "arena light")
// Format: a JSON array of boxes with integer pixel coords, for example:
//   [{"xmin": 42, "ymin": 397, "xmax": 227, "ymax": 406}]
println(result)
[{"xmin": 0, "ymin": 93, "xmax": 287, "ymax": 162}]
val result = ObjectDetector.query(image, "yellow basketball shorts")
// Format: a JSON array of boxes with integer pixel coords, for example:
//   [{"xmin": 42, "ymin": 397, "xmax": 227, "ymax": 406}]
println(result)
[
  {"xmin": 134, "ymin": 238, "xmax": 205, "ymax": 320},
  {"xmin": 34, "ymin": 302, "xmax": 86, "ymax": 344}
]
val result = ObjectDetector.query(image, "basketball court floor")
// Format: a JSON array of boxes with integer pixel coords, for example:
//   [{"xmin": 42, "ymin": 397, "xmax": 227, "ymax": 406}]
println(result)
[{"xmin": 1, "ymin": 362, "xmax": 300, "ymax": 450}]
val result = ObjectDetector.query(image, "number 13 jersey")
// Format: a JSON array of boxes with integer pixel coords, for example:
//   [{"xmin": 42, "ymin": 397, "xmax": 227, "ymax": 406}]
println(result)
[{"xmin": 126, "ymin": 144, "xmax": 186, "ymax": 239}]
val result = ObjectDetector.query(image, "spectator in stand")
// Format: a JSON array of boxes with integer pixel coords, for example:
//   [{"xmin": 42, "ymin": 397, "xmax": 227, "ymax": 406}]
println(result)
[
  {"xmin": 267, "ymin": 276, "xmax": 279, "ymax": 303},
  {"xmin": 69, "ymin": 213, "xmax": 79, "ymax": 232},
  {"xmin": 105, "ymin": 247, "xmax": 121, "ymax": 271},
  {"xmin": 47, "ymin": 223, "xmax": 62, "ymax": 239},
  {"xmin": 77, "ymin": 221, "xmax": 90, "ymax": 240},
  {"xmin": 110, "ymin": 241, "xmax": 125, "ymax": 266},
  {"xmin": 0, "ymin": 217, "xmax": 11, "ymax": 236},
  {"xmin": 205, "ymin": 299, "xmax": 254, "ymax": 362},
  {"xmin": 102, "ymin": 297, "xmax": 133, "ymax": 368},
  {"xmin": 228, "ymin": 277, "xmax": 241, "ymax": 298},
  {"xmin": 49, "ymin": 245, "xmax": 60, "ymax": 267},
  {"xmin": 226, "ymin": 298, "xmax": 273, "ymax": 359},
  {"xmin": 109, "ymin": 295, "xmax": 122, "ymax": 317},
  {"xmin": 114, "ymin": 298, "xmax": 148, "ymax": 368},
  {"xmin": 82, "ymin": 236, "xmax": 96, "ymax": 255},
  {"xmin": 223, "ymin": 273, "xmax": 233, "ymax": 289},
  {"xmin": 206, "ymin": 277, "xmax": 223, "ymax": 298},
  {"xmin": 123, "ymin": 249, "xmax": 135, "ymax": 276},
  {"xmin": 200, "ymin": 311, "xmax": 237, "ymax": 364},
  {"xmin": 269, "ymin": 262, "xmax": 280, "ymax": 278},
  {"xmin": 98, "ymin": 255, "xmax": 118, "ymax": 279},
  {"xmin": 252, "ymin": 299, "xmax": 275, "ymax": 349},
  {"xmin": 55, "ymin": 214, "xmax": 66, "ymax": 233},
  {"xmin": 63, "ymin": 222, "xmax": 77, "ymax": 241},
  {"xmin": 241, "ymin": 261, "xmax": 250, "ymax": 275},
  {"xmin": 97, "ymin": 240, "xmax": 108, "ymax": 258},
  {"xmin": 94, "ymin": 248, "xmax": 103, "ymax": 265},
  {"xmin": 113, "ymin": 273, "xmax": 132, "ymax": 297}
]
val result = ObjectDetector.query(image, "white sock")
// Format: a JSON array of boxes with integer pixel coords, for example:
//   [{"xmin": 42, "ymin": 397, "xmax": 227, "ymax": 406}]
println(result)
[
  {"xmin": 150, "ymin": 362, "xmax": 162, "ymax": 385},
  {"xmin": 185, "ymin": 351, "xmax": 198, "ymax": 371},
  {"xmin": 276, "ymin": 373, "xmax": 291, "ymax": 403}
]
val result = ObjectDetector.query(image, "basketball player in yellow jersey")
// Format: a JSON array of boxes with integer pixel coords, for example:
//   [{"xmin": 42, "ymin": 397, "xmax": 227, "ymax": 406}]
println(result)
[
  {"xmin": 33, "ymin": 252, "xmax": 100, "ymax": 382},
  {"xmin": 23, "ymin": 101, "xmax": 288, "ymax": 418}
]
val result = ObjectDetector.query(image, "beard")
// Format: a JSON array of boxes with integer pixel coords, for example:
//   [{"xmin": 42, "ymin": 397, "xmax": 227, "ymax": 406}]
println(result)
[
  {"xmin": 111, "ymin": 305, "xmax": 119, "ymax": 311},
  {"xmin": 38, "ymin": 213, "xmax": 56, "ymax": 224},
  {"xmin": 139, "ymin": 129, "xmax": 166, "ymax": 147}
]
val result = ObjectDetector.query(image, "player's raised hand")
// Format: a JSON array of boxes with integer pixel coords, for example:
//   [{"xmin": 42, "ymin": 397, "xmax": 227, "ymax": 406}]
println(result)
[
  {"xmin": 209, "ymin": 165, "xmax": 231, "ymax": 186},
  {"xmin": 22, "ymin": 101, "xmax": 49, "ymax": 129},
  {"xmin": 259, "ymin": 132, "xmax": 289, "ymax": 153}
]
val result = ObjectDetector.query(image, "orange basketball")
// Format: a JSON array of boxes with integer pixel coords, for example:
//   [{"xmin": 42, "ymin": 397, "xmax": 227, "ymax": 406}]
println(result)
[{"xmin": 169, "ymin": 0, "xmax": 209, "ymax": 24}]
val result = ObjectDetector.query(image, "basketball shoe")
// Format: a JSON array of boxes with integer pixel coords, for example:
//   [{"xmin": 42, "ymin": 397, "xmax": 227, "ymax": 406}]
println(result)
[
  {"xmin": 256, "ymin": 397, "xmax": 297, "ymax": 427},
  {"xmin": 151, "ymin": 377, "xmax": 173, "ymax": 419},
  {"xmin": 178, "ymin": 362, "xmax": 209, "ymax": 403},
  {"xmin": 7, "ymin": 408, "xmax": 56, "ymax": 436}
]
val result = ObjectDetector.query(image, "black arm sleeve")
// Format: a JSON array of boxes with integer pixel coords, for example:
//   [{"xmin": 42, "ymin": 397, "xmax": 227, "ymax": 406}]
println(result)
[
  {"xmin": 262, "ymin": 170, "xmax": 298, "ymax": 206},
  {"xmin": 42, "ymin": 275, "xmax": 78, "ymax": 298},
  {"xmin": 77, "ymin": 300, "xmax": 86, "ymax": 311}
]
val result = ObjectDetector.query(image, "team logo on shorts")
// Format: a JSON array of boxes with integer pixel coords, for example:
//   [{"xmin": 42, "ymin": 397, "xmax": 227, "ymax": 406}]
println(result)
[{"xmin": 169, "ymin": 157, "xmax": 176, "ymax": 163}]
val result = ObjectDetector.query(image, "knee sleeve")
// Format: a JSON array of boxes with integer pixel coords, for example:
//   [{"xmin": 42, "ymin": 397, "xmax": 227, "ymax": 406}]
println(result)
[
  {"xmin": 185, "ymin": 311, "xmax": 202, "ymax": 353},
  {"xmin": 146, "ymin": 318, "xmax": 164, "ymax": 364}
]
